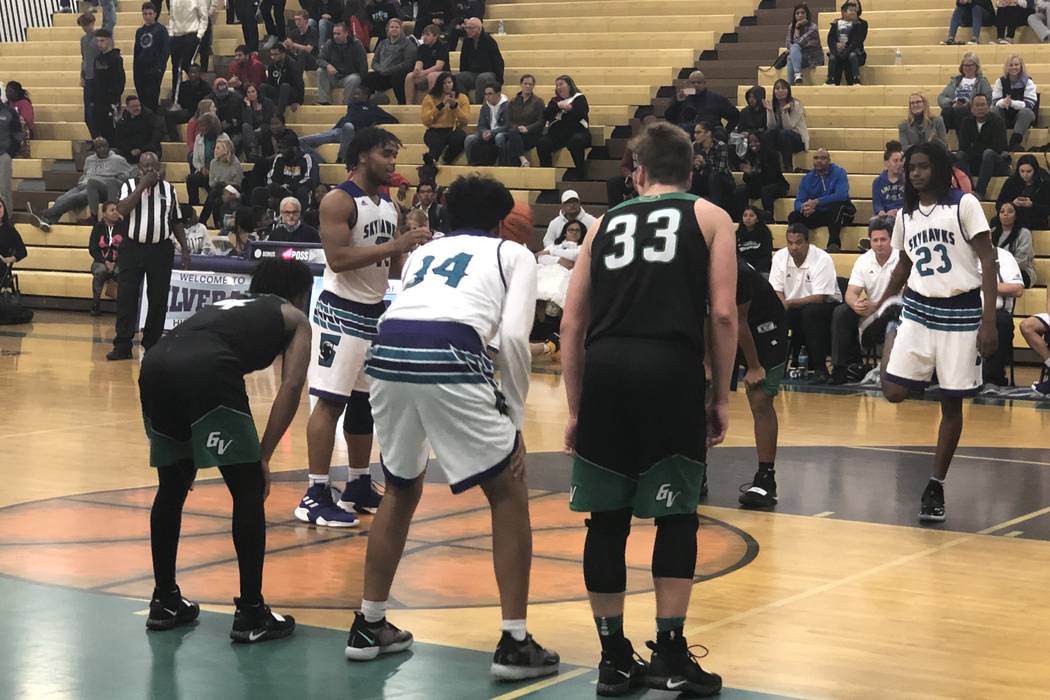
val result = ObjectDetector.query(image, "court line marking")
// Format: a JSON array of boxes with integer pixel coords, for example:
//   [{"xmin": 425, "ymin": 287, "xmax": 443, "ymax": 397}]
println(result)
[
  {"xmin": 1004, "ymin": 531, "xmax": 1024, "ymax": 538},
  {"xmin": 686, "ymin": 503, "xmax": 1050, "ymax": 638},
  {"xmin": 0, "ymin": 417, "xmax": 133, "ymax": 441},
  {"xmin": 844, "ymin": 445, "xmax": 1050, "ymax": 468},
  {"xmin": 812, "ymin": 511, "xmax": 834, "ymax": 518},
  {"xmin": 488, "ymin": 667, "xmax": 590, "ymax": 700}
]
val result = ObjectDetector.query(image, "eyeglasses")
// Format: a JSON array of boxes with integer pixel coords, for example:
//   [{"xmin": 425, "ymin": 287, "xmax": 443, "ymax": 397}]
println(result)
[{"xmin": 281, "ymin": 209, "xmax": 300, "ymax": 215}]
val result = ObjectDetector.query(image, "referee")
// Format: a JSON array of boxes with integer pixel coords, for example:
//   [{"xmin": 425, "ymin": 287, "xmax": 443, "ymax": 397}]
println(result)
[{"xmin": 107, "ymin": 152, "xmax": 191, "ymax": 361}]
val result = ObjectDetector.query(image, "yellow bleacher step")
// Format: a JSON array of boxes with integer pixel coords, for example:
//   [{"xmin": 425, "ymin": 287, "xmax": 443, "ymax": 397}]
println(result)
[
  {"xmin": 485, "ymin": 15, "xmax": 737, "ymax": 34},
  {"xmin": 12, "ymin": 160, "xmax": 45, "ymax": 179},
  {"xmin": 772, "ymin": 197, "xmax": 1001, "ymax": 223},
  {"xmin": 21, "ymin": 246, "xmax": 93, "ymax": 273},
  {"xmin": 16, "ymin": 224, "xmax": 89, "ymax": 247},
  {"xmin": 490, "ymin": 0, "xmax": 754, "ymax": 18},
  {"xmin": 16, "ymin": 270, "xmax": 93, "ymax": 298}
]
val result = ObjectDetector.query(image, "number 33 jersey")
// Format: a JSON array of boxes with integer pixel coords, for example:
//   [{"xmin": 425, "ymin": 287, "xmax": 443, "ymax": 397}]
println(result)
[
  {"xmin": 586, "ymin": 192, "xmax": 710, "ymax": 352},
  {"xmin": 891, "ymin": 190, "xmax": 989, "ymax": 298}
]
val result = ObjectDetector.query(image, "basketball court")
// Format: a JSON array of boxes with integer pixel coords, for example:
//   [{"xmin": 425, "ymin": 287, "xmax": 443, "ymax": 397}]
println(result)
[{"xmin": 4, "ymin": 310, "xmax": 1050, "ymax": 699}]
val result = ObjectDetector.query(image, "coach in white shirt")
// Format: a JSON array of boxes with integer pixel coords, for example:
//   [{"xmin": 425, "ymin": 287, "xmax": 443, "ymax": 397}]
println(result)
[
  {"xmin": 828, "ymin": 218, "xmax": 900, "ymax": 384},
  {"xmin": 769, "ymin": 222, "xmax": 842, "ymax": 382},
  {"xmin": 981, "ymin": 246, "xmax": 1025, "ymax": 386},
  {"xmin": 541, "ymin": 190, "xmax": 597, "ymax": 248}
]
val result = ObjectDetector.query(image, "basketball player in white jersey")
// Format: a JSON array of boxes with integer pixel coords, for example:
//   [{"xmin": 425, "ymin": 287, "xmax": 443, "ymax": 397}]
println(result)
[
  {"xmin": 295, "ymin": 128, "xmax": 431, "ymax": 527},
  {"xmin": 344, "ymin": 175, "xmax": 560, "ymax": 681},
  {"xmin": 873, "ymin": 142, "xmax": 998, "ymax": 522}
]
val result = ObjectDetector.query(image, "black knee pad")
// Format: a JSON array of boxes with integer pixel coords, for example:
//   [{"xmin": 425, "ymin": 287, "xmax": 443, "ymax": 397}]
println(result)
[
  {"xmin": 583, "ymin": 508, "xmax": 632, "ymax": 594},
  {"xmin": 343, "ymin": 390, "xmax": 374, "ymax": 435},
  {"xmin": 652, "ymin": 513, "xmax": 699, "ymax": 580}
]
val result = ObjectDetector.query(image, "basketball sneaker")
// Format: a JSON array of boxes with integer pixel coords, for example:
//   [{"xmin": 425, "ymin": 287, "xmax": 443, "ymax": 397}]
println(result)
[
  {"xmin": 294, "ymin": 483, "xmax": 359, "ymax": 527},
  {"xmin": 338, "ymin": 475, "xmax": 384, "ymax": 514},
  {"xmin": 344, "ymin": 612, "xmax": 414, "ymax": 661},
  {"xmin": 596, "ymin": 639, "xmax": 648, "ymax": 697},
  {"xmin": 145, "ymin": 586, "xmax": 200, "ymax": 631},
  {"xmin": 491, "ymin": 632, "xmax": 560, "ymax": 680},
  {"xmin": 543, "ymin": 332, "xmax": 561, "ymax": 361},
  {"xmin": 645, "ymin": 638, "xmax": 722, "ymax": 697},
  {"xmin": 739, "ymin": 469, "xmax": 777, "ymax": 509},
  {"xmin": 1032, "ymin": 378, "xmax": 1050, "ymax": 397},
  {"xmin": 229, "ymin": 598, "xmax": 295, "ymax": 643},
  {"xmin": 919, "ymin": 479, "xmax": 946, "ymax": 522}
]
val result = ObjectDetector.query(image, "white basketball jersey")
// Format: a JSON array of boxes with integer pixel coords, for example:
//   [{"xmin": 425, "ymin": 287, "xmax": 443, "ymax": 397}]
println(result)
[
  {"xmin": 891, "ymin": 190, "xmax": 989, "ymax": 298},
  {"xmin": 323, "ymin": 181, "xmax": 400, "ymax": 304},
  {"xmin": 382, "ymin": 234, "xmax": 536, "ymax": 348}
]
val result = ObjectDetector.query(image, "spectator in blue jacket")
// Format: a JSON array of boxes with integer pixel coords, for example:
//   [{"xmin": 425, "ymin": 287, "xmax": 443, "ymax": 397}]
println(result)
[
  {"xmin": 871, "ymin": 140, "xmax": 904, "ymax": 221},
  {"xmin": 787, "ymin": 148, "xmax": 855, "ymax": 252},
  {"xmin": 464, "ymin": 84, "xmax": 509, "ymax": 166},
  {"xmin": 299, "ymin": 86, "xmax": 398, "ymax": 163}
]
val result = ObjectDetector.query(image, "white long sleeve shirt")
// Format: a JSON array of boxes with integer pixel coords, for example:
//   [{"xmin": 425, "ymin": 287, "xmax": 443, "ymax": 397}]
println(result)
[{"xmin": 169, "ymin": 0, "xmax": 210, "ymax": 38}]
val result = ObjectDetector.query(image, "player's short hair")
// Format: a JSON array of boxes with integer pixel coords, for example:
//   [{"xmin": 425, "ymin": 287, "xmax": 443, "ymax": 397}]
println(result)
[
  {"xmin": 94, "ymin": 28, "xmax": 112, "ymax": 39},
  {"xmin": 444, "ymin": 175, "xmax": 515, "ymax": 232},
  {"xmin": 417, "ymin": 180, "xmax": 436, "ymax": 192},
  {"xmin": 868, "ymin": 217, "xmax": 894, "ymax": 236},
  {"xmin": 100, "ymin": 200, "xmax": 118, "ymax": 211},
  {"xmin": 627, "ymin": 122, "xmax": 692, "ymax": 188},
  {"xmin": 235, "ymin": 44, "xmax": 249, "ymax": 55},
  {"xmin": 294, "ymin": 8, "xmax": 309, "ymax": 19},
  {"xmin": 903, "ymin": 141, "xmax": 954, "ymax": 215},
  {"xmin": 78, "ymin": 12, "xmax": 96, "ymax": 26},
  {"xmin": 786, "ymin": 222, "xmax": 810, "ymax": 240},
  {"xmin": 249, "ymin": 259, "xmax": 314, "ymax": 303},
  {"xmin": 125, "ymin": 94, "xmax": 140, "ymax": 105},
  {"xmin": 423, "ymin": 23, "xmax": 442, "ymax": 36},
  {"xmin": 344, "ymin": 127, "xmax": 403, "ymax": 170},
  {"xmin": 519, "ymin": 73, "xmax": 535, "ymax": 84},
  {"xmin": 270, "ymin": 43, "xmax": 287, "ymax": 53},
  {"xmin": 404, "ymin": 208, "xmax": 428, "ymax": 229},
  {"xmin": 142, "ymin": 2, "xmax": 158, "ymax": 12}
]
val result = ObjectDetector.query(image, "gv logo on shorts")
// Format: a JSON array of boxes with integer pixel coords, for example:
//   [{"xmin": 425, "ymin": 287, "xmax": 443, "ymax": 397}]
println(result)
[
  {"xmin": 319, "ymin": 333, "xmax": 341, "ymax": 368},
  {"xmin": 656, "ymin": 483, "xmax": 680, "ymax": 508},
  {"xmin": 206, "ymin": 431, "xmax": 233, "ymax": 456}
]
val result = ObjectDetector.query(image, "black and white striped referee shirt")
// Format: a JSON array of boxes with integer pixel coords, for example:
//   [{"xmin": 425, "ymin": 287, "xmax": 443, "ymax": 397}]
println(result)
[{"xmin": 119, "ymin": 177, "xmax": 180, "ymax": 245}]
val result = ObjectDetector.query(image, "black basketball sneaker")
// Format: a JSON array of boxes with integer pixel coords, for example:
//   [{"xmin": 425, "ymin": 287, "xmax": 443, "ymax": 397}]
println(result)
[
  {"xmin": 739, "ymin": 469, "xmax": 778, "ymax": 509},
  {"xmin": 229, "ymin": 598, "xmax": 296, "ymax": 643},
  {"xmin": 145, "ymin": 586, "xmax": 200, "ymax": 631},
  {"xmin": 645, "ymin": 638, "xmax": 722, "ymax": 697},
  {"xmin": 344, "ymin": 611, "xmax": 414, "ymax": 661},
  {"xmin": 919, "ymin": 479, "xmax": 946, "ymax": 522},
  {"xmin": 596, "ymin": 639, "xmax": 649, "ymax": 697},
  {"xmin": 490, "ymin": 632, "xmax": 560, "ymax": 680}
]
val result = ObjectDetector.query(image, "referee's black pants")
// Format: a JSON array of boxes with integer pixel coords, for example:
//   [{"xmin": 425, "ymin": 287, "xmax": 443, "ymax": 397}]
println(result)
[{"xmin": 113, "ymin": 239, "xmax": 174, "ymax": 354}]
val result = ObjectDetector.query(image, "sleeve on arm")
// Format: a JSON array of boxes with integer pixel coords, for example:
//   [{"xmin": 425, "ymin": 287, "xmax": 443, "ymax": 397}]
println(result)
[
  {"xmin": 768, "ymin": 251, "xmax": 786, "ymax": 293},
  {"xmin": 493, "ymin": 244, "xmax": 538, "ymax": 429},
  {"xmin": 812, "ymin": 253, "xmax": 841, "ymax": 297},
  {"xmin": 847, "ymin": 255, "xmax": 866, "ymax": 289},
  {"xmin": 998, "ymin": 249, "xmax": 1024, "ymax": 285},
  {"xmin": 960, "ymin": 193, "xmax": 991, "ymax": 241},
  {"xmin": 891, "ymin": 209, "xmax": 905, "ymax": 250}
]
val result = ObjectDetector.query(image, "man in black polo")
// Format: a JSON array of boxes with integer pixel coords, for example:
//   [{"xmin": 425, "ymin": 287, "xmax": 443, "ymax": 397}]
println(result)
[{"xmin": 108, "ymin": 152, "xmax": 191, "ymax": 361}]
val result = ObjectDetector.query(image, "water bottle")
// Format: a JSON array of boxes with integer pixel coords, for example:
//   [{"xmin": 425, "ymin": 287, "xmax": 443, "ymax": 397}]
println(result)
[
  {"xmin": 894, "ymin": 48, "xmax": 902, "ymax": 66},
  {"xmin": 798, "ymin": 347, "xmax": 809, "ymax": 377},
  {"xmin": 497, "ymin": 19, "xmax": 506, "ymax": 35}
]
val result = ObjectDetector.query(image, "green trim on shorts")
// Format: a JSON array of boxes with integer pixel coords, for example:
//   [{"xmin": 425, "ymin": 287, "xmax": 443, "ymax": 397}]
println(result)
[
  {"xmin": 570, "ymin": 453, "xmax": 705, "ymax": 519},
  {"xmin": 144, "ymin": 407, "xmax": 260, "ymax": 468},
  {"xmin": 144, "ymin": 417, "xmax": 194, "ymax": 468},
  {"xmin": 760, "ymin": 362, "xmax": 785, "ymax": 397}
]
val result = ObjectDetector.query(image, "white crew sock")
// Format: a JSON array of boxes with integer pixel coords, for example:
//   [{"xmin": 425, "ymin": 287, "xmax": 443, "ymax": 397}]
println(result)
[
  {"xmin": 348, "ymin": 467, "xmax": 370, "ymax": 480},
  {"xmin": 309, "ymin": 474, "xmax": 330, "ymax": 487},
  {"xmin": 361, "ymin": 599, "xmax": 387, "ymax": 623},
  {"xmin": 501, "ymin": 619, "xmax": 527, "ymax": 642},
  {"xmin": 930, "ymin": 475, "xmax": 945, "ymax": 484}
]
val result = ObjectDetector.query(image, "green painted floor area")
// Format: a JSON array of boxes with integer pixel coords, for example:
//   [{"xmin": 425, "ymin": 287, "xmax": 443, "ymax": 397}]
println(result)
[{"xmin": 0, "ymin": 577, "xmax": 794, "ymax": 699}]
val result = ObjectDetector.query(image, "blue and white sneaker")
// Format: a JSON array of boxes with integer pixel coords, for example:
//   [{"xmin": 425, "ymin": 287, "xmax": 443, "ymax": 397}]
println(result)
[
  {"xmin": 338, "ymin": 475, "xmax": 384, "ymax": 514},
  {"xmin": 294, "ymin": 483, "xmax": 359, "ymax": 527}
]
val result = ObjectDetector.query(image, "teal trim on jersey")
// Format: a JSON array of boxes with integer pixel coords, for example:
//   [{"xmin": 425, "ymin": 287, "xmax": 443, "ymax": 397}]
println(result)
[
  {"xmin": 903, "ymin": 298, "xmax": 982, "ymax": 317},
  {"xmin": 901, "ymin": 310, "xmax": 981, "ymax": 332},
  {"xmin": 370, "ymin": 345, "xmax": 494, "ymax": 368},
  {"xmin": 364, "ymin": 367, "xmax": 489, "ymax": 384},
  {"xmin": 606, "ymin": 190, "xmax": 699, "ymax": 214}
]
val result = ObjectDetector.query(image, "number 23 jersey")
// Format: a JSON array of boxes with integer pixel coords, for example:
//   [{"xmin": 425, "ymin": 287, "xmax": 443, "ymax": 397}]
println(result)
[{"xmin": 891, "ymin": 190, "xmax": 989, "ymax": 298}]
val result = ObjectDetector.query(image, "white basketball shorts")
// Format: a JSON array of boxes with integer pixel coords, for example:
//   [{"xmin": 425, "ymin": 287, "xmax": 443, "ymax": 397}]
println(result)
[{"xmin": 309, "ymin": 290, "xmax": 386, "ymax": 402}]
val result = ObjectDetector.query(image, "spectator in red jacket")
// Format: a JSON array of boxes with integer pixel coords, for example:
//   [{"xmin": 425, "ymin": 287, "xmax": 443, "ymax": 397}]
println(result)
[{"xmin": 228, "ymin": 44, "xmax": 266, "ymax": 92}]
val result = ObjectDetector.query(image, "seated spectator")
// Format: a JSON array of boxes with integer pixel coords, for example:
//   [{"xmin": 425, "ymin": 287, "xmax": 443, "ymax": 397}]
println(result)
[
  {"xmin": 413, "ymin": 180, "xmax": 446, "ymax": 232},
  {"xmin": 899, "ymin": 93, "xmax": 948, "ymax": 150},
  {"xmin": 240, "ymin": 84, "xmax": 277, "ymax": 160},
  {"xmin": 267, "ymin": 196, "xmax": 321, "ymax": 242},
  {"xmin": 164, "ymin": 62, "xmax": 210, "ymax": 141},
  {"xmin": 114, "ymin": 95, "xmax": 162, "ymax": 166},
  {"xmin": 227, "ymin": 45, "xmax": 266, "ymax": 92},
  {"xmin": 994, "ymin": 0, "xmax": 1030, "ymax": 42},
  {"xmin": 665, "ymin": 71, "xmax": 739, "ymax": 141},
  {"xmin": 228, "ymin": 207, "xmax": 257, "ymax": 258},
  {"xmin": 504, "ymin": 74, "xmax": 545, "ymax": 168},
  {"xmin": 607, "ymin": 145, "xmax": 636, "ymax": 206},
  {"xmin": 1020, "ymin": 287, "xmax": 1050, "ymax": 394},
  {"xmin": 785, "ymin": 2, "xmax": 824, "ymax": 85},
  {"xmin": 981, "ymin": 245, "xmax": 1025, "ymax": 385},
  {"xmin": 957, "ymin": 93, "xmax": 1009, "ymax": 199},
  {"xmin": 364, "ymin": 18, "xmax": 416, "ymax": 105},
  {"xmin": 405, "ymin": 24, "xmax": 450, "ymax": 105},
  {"xmin": 262, "ymin": 44, "xmax": 306, "ymax": 115},
  {"xmin": 87, "ymin": 200, "xmax": 123, "ymax": 315},
  {"xmin": 421, "ymin": 72, "xmax": 470, "ymax": 163},
  {"xmin": 447, "ymin": 0, "xmax": 484, "ymax": 51},
  {"xmin": 734, "ymin": 130, "xmax": 788, "ymax": 218},
  {"xmin": 0, "ymin": 198, "xmax": 27, "ymax": 283},
  {"xmin": 28, "ymin": 137, "xmax": 132, "ymax": 230},
  {"xmin": 202, "ymin": 138, "xmax": 244, "ymax": 227},
  {"xmin": 465, "ymin": 84, "xmax": 509, "ymax": 166},
  {"xmin": 731, "ymin": 86, "xmax": 767, "ymax": 158},
  {"xmin": 788, "ymin": 148, "xmax": 855, "ymax": 252},
  {"xmin": 210, "ymin": 77, "xmax": 244, "ymax": 143},
  {"xmin": 285, "ymin": 9, "xmax": 320, "ymax": 72},
  {"xmin": 187, "ymin": 113, "xmax": 233, "ymax": 214},
  {"xmin": 542, "ymin": 189, "xmax": 596, "ymax": 248},
  {"xmin": 689, "ymin": 120, "xmax": 736, "ymax": 213},
  {"xmin": 531, "ymin": 218, "xmax": 585, "ymax": 358},
  {"xmin": 184, "ymin": 99, "xmax": 216, "ymax": 150},
  {"xmin": 215, "ymin": 185, "xmax": 242, "ymax": 238},
  {"xmin": 829, "ymin": 218, "xmax": 900, "ymax": 384},
  {"xmin": 992, "ymin": 55, "xmax": 1038, "ymax": 151},
  {"xmin": 826, "ymin": 1, "xmax": 867, "ymax": 86},
  {"xmin": 937, "ymin": 53, "xmax": 992, "ymax": 133},
  {"xmin": 763, "ymin": 79, "xmax": 809, "ymax": 172},
  {"xmin": 252, "ymin": 132, "xmax": 318, "ymax": 211},
  {"xmin": 996, "ymin": 154, "xmax": 1050, "ymax": 233},
  {"xmin": 308, "ymin": 0, "xmax": 346, "ymax": 46},
  {"xmin": 943, "ymin": 0, "xmax": 994, "ymax": 43},
  {"xmin": 736, "ymin": 206, "xmax": 774, "ymax": 274},
  {"xmin": 301, "ymin": 86, "xmax": 398, "ymax": 164},
  {"xmin": 992, "ymin": 201, "xmax": 1037, "ymax": 287},
  {"xmin": 6, "ymin": 82, "xmax": 33, "ymax": 157},
  {"xmin": 316, "ymin": 22, "xmax": 369, "ymax": 106},
  {"xmin": 770, "ymin": 222, "xmax": 841, "ymax": 382},
  {"xmin": 1029, "ymin": 0, "xmax": 1050, "ymax": 40},
  {"xmin": 537, "ymin": 75, "xmax": 592, "ymax": 177},
  {"xmin": 872, "ymin": 140, "xmax": 904, "ymax": 220},
  {"xmin": 455, "ymin": 17, "xmax": 504, "ymax": 104}
]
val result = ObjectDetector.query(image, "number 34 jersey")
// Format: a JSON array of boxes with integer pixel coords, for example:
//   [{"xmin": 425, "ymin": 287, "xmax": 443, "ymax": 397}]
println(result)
[
  {"xmin": 891, "ymin": 190, "xmax": 989, "ymax": 298},
  {"xmin": 587, "ymin": 192, "xmax": 710, "ymax": 353}
]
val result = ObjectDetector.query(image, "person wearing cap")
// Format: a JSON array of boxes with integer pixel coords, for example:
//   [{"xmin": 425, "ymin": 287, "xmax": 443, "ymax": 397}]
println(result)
[
  {"xmin": 216, "ymin": 185, "xmax": 242, "ymax": 239},
  {"xmin": 266, "ymin": 196, "xmax": 320, "ymax": 243},
  {"xmin": 210, "ymin": 77, "xmax": 244, "ymax": 141},
  {"xmin": 251, "ymin": 132, "xmax": 318, "ymax": 212},
  {"xmin": 134, "ymin": 2, "xmax": 170, "ymax": 113},
  {"xmin": 541, "ymin": 190, "xmax": 596, "ymax": 248}
]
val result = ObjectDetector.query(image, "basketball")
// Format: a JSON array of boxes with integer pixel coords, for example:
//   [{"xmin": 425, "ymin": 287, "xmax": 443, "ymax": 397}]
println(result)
[{"xmin": 499, "ymin": 201, "xmax": 534, "ymax": 247}]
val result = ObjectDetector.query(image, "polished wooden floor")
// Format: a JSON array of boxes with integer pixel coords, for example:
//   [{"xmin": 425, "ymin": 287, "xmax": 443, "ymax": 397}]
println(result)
[{"xmin": 3, "ymin": 310, "xmax": 1050, "ymax": 699}]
